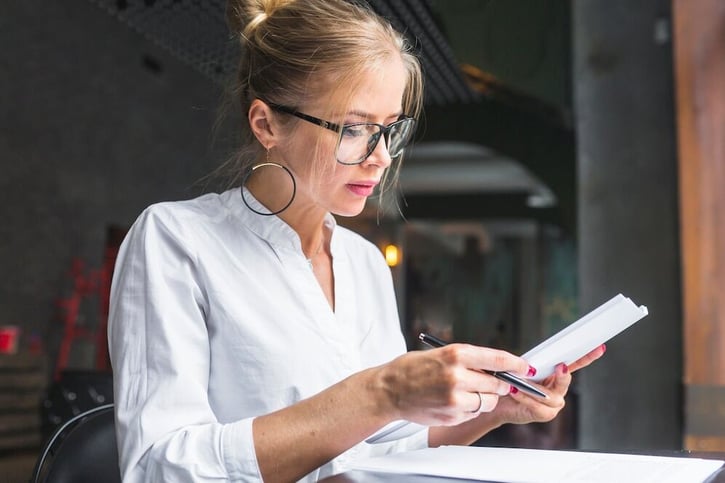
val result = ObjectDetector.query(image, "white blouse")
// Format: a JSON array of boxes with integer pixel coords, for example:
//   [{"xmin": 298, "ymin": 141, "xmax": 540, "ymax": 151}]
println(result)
[{"xmin": 108, "ymin": 188, "xmax": 428, "ymax": 482}]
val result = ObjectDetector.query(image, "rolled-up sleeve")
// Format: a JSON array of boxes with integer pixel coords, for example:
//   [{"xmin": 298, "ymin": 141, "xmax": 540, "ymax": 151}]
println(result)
[{"xmin": 108, "ymin": 206, "xmax": 262, "ymax": 482}]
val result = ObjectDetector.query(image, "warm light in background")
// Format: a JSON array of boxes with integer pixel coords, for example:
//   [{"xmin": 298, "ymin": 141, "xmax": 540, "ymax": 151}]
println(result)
[{"xmin": 384, "ymin": 244, "xmax": 400, "ymax": 267}]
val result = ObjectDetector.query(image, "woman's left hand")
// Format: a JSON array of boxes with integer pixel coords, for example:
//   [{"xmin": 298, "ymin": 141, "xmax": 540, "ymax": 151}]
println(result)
[{"xmin": 490, "ymin": 344, "xmax": 607, "ymax": 425}]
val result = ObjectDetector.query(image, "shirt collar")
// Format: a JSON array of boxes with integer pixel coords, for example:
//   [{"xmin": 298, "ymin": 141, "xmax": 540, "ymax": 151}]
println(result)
[{"xmin": 223, "ymin": 187, "xmax": 338, "ymax": 256}]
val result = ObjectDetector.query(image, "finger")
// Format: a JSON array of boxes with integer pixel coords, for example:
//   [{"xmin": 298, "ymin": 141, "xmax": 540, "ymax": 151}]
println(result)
[
  {"xmin": 446, "ymin": 344, "xmax": 532, "ymax": 378},
  {"xmin": 545, "ymin": 364, "xmax": 572, "ymax": 407},
  {"xmin": 474, "ymin": 392, "xmax": 500, "ymax": 413},
  {"xmin": 518, "ymin": 366, "xmax": 569, "ymax": 408},
  {"xmin": 552, "ymin": 363, "xmax": 572, "ymax": 392},
  {"xmin": 568, "ymin": 344, "xmax": 607, "ymax": 373},
  {"xmin": 468, "ymin": 392, "xmax": 483, "ymax": 413},
  {"xmin": 466, "ymin": 369, "xmax": 513, "ymax": 397}
]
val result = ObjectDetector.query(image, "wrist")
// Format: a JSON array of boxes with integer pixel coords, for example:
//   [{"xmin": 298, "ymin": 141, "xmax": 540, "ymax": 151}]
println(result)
[
  {"xmin": 476, "ymin": 408, "xmax": 507, "ymax": 432},
  {"xmin": 360, "ymin": 364, "xmax": 403, "ymax": 423}
]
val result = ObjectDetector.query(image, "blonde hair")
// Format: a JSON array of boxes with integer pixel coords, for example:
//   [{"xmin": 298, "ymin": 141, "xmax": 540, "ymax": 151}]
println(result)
[{"xmin": 218, "ymin": 0, "xmax": 424, "ymax": 204}]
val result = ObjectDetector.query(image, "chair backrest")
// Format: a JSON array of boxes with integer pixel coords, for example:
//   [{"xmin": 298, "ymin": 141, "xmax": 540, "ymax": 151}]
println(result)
[{"xmin": 30, "ymin": 403, "xmax": 121, "ymax": 483}]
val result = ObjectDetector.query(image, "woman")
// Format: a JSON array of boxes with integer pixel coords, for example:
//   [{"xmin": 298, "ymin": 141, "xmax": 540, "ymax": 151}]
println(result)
[{"xmin": 108, "ymin": 0, "xmax": 605, "ymax": 481}]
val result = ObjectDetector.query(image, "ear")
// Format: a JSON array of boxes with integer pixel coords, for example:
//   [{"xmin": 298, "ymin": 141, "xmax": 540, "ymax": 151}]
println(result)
[{"xmin": 248, "ymin": 99, "xmax": 278, "ymax": 149}]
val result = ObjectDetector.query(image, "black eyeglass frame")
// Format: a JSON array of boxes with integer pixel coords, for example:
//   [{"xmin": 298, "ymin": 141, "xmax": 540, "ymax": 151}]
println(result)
[{"xmin": 266, "ymin": 101, "xmax": 416, "ymax": 165}]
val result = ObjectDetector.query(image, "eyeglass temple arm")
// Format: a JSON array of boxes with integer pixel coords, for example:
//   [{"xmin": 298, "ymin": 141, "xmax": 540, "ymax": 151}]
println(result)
[{"xmin": 265, "ymin": 101, "xmax": 341, "ymax": 133}]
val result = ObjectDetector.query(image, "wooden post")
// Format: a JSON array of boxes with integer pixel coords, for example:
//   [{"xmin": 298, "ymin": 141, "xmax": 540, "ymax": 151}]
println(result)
[{"xmin": 672, "ymin": 0, "xmax": 725, "ymax": 451}]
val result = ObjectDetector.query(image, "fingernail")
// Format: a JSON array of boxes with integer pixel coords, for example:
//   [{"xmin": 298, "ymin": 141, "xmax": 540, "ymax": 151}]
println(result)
[
  {"xmin": 601, "ymin": 343, "xmax": 607, "ymax": 354},
  {"xmin": 561, "ymin": 363, "xmax": 569, "ymax": 374},
  {"xmin": 527, "ymin": 366, "xmax": 537, "ymax": 377},
  {"xmin": 510, "ymin": 386, "xmax": 519, "ymax": 395}
]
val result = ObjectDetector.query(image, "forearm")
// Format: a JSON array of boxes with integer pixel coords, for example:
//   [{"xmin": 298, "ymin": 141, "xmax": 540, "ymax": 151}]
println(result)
[{"xmin": 253, "ymin": 366, "xmax": 395, "ymax": 482}]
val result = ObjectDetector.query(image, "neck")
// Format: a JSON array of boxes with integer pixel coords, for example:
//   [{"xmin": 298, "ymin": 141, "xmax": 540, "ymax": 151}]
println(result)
[{"xmin": 305, "ymin": 238, "xmax": 324, "ymax": 266}]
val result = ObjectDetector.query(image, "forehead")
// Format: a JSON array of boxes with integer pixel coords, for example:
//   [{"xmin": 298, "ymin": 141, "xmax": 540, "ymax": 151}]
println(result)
[{"xmin": 308, "ymin": 55, "xmax": 408, "ymax": 117}]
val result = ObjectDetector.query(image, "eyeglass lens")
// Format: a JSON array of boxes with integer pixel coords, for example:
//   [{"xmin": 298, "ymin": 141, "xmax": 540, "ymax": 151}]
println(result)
[{"xmin": 336, "ymin": 118, "xmax": 415, "ymax": 165}]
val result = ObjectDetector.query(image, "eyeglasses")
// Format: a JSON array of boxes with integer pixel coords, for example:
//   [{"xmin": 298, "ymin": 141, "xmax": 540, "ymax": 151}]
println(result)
[{"xmin": 267, "ymin": 102, "xmax": 416, "ymax": 165}]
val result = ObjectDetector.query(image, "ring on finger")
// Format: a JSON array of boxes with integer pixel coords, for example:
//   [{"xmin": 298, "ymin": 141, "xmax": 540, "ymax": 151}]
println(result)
[{"xmin": 469, "ymin": 392, "xmax": 483, "ymax": 413}]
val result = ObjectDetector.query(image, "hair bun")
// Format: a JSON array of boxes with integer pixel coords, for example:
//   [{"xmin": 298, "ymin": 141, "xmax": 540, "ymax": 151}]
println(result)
[{"xmin": 226, "ymin": 0, "xmax": 296, "ymax": 37}]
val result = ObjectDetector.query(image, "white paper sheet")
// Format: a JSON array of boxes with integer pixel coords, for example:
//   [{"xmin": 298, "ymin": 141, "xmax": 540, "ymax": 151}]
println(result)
[
  {"xmin": 522, "ymin": 294, "xmax": 648, "ymax": 381},
  {"xmin": 365, "ymin": 420, "xmax": 427, "ymax": 444},
  {"xmin": 350, "ymin": 446, "xmax": 724, "ymax": 483}
]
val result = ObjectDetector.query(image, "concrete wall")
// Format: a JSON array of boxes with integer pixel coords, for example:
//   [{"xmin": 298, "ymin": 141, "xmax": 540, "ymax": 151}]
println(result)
[
  {"xmin": 0, "ymin": 1, "xmax": 225, "ymax": 364},
  {"xmin": 573, "ymin": 0, "xmax": 682, "ymax": 449}
]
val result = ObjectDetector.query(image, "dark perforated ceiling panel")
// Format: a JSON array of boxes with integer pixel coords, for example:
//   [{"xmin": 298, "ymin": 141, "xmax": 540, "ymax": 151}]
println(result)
[{"xmin": 89, "ymin": 0, "xmax": 477, "ymax": 106}]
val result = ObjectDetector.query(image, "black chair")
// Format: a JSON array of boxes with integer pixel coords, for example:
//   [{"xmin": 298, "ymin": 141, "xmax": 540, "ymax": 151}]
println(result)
[{"xmin": 30, "ymin": 403, "xmax": 122, "ymax": 483}]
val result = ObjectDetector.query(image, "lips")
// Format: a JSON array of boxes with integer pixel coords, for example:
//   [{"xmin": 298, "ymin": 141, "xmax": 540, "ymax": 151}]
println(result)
[{"xmin": 347, "ymin": 181, "xmax": 378, "ymax": 197}]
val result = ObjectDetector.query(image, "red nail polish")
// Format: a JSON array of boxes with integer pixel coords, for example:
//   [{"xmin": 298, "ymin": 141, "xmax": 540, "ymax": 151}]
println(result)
[
  {"xmin": 510, "ymin": 386, "xmax": 519, "ymax": 395},
  {"xmin": 527, "ymin": 366, "xmax": 537, "ymax": 377},
  {"xmin": 562, "ymin": 364, "xmax": 569, "ymax": 374}
]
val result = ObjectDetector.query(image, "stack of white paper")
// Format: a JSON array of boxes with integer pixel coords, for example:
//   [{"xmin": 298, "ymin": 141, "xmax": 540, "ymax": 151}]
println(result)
[
  {"xmin": 350, "ymin": 446, "xmax": 724, "ymax": 483},
  {"xmin": 522, "ymin": 294, "xmax": 648, "ymax": 381}
]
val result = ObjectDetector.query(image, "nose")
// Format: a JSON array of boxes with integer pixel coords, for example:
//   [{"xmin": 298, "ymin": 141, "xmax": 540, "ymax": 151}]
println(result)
[{"xmin": 361, "ymin": 134, "xmax": 393, "ymax": 169}]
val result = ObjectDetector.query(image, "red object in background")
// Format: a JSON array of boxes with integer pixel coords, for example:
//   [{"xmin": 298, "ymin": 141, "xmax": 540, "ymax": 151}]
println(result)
[
  {"xmin": 53, "ymin": 226, "xmax": 127, "ymax": 381},
  {"xmin": 0, "ymin": 325, "xmax": 20, "ymax": 354},
  {"xmin": 54, "ymin": 258, "xmax": 101, "ymax": 381}
]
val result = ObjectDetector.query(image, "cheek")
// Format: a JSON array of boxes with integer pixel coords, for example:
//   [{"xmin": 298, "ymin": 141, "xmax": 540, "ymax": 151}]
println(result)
[
  {"xmin": 286, "ymin": 132, "xmax": 338, "ymax": 176},
  {"xmin": 318, "ymin": 164, "xmax": 348, "ymax": 191},
  {"xmin": 310, "ymin": 142, "xmax": 344, "ymax": 186}
]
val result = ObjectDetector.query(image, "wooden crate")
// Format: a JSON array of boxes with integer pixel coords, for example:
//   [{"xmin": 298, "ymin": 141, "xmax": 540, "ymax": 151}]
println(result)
[{"xmin": 0, "ymin": 353, "xmax": 47, "ymax": 452}]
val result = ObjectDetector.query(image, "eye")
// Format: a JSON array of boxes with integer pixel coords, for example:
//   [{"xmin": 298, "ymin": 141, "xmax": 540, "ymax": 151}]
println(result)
[{"xmin": 342, "ymin": 124, "xmax": 369, "ymax": 138}]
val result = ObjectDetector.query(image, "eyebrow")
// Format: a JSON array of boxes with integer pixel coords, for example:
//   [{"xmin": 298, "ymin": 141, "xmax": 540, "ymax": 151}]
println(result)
[{"xmin": 346, "ymin": 109, "xmax": 405, "ymax": 121}]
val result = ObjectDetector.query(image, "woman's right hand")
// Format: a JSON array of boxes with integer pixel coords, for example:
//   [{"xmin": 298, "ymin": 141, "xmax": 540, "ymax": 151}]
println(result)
[{"xmin": 374, "ymin": 344, "xmax": 533, "ymax": 426}]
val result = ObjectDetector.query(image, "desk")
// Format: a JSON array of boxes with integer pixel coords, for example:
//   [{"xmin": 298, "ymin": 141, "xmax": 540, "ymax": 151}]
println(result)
[
  {"xmin": 321, "ymin": 470, "xmax": 489, "ymax": 482},
  {"xmin": 319, "ymin": 451, "xmax": 725, "ymax": 483}
]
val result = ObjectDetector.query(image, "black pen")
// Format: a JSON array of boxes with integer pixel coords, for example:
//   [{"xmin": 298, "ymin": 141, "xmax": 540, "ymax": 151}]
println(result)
[{"xmin": 418, "ymin": 332, "xmax": 549, "ymax": 399}]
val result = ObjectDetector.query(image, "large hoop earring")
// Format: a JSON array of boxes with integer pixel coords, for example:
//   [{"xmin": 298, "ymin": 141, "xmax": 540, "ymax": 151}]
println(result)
[{"xmin": 240, "ymin": 162, "xmax": 296, "ymax": 216}]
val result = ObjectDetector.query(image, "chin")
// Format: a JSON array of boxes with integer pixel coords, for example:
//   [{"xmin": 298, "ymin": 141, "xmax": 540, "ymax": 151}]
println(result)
[{"xmin": 331, "ymin": 200, "xmax": 367, "ymax": 218}]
